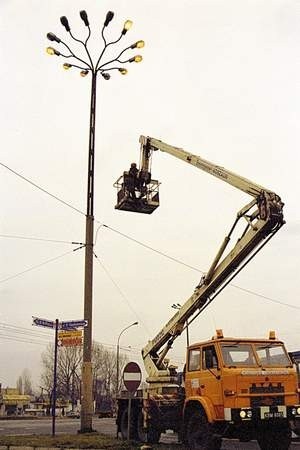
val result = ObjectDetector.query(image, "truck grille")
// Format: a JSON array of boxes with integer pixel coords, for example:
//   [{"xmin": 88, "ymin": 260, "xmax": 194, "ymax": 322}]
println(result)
[{"xmin": 250, "ymin": 384, "xmax": 284, "ymax": 407}]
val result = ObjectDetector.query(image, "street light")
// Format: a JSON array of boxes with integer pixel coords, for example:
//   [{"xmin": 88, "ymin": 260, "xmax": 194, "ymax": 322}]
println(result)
[
  {"xmin": 46, "ymin": 10, "xmax": 144, "ymax": 433},
  {"xmin": 116, "ymin": 321, "xmax": 138, "ymax": 396},
  {"xmin": 171, "ymin": 303, "xmax": 190, "ymax": 347}
]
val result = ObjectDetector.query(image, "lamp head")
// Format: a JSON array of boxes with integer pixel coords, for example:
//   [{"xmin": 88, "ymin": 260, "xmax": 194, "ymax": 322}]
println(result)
[
  {"xmin": 46, "ymin": 47, "xmax": 61, "ymax": 56},
  {"xmin": 102, "ymin": 72, "xmax": 111, "ymax": 80},
  {"xmin": 129, "ymin": 55, "xmax": 143, "ymax": 63},
  {"xmin": 131, "ymin": 40, "xmax": 145, "ymax": 49},
  {"xmin": 80, "ymin": 10, "xmax": 89, "ymax": 27},
  {"xmin": 60, "ymin": 16, "xmax": 71, "ymax": 32},
  {"xmin": 104, "ymin": 11, "xmax": 114, "ymax": 27},
  {"xmin": 47, "ymin": 32, "xmax": 61, "ymax": 43},
  {"xmin": 63, "ymin": 63, "xmax": 72, "ymax": 70},
  {"xmin": 122, "ymin": 20, "xmax": 132, "ymax": 35}
]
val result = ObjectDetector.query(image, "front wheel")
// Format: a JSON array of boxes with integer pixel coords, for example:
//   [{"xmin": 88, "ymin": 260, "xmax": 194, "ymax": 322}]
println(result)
[
  {"xmin": 186, "ymin": 409, "xmax": 221, "ymax": 450},
  {"xmin": 257, "ymin": 426, "xmax": 291, "ymax": 450}
]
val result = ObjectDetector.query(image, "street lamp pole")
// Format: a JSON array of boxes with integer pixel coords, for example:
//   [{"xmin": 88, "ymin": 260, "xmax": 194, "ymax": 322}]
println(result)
[
  {"xmin": 46, "ymin": 10, "xmax": 144, "ymax": 433},
  {"xmin": 81, "ymin": 69, "xmax": 97, "ymax": 433},
  {"xmin": 116, "ymin": 321, "xmax": 138, "ymax": 396}
]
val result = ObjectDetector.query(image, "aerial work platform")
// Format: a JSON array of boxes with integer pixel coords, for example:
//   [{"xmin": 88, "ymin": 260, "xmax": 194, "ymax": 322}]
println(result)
[{"xmin": 114, "ymin": 172, "xmax": 160, "ymax": 214}]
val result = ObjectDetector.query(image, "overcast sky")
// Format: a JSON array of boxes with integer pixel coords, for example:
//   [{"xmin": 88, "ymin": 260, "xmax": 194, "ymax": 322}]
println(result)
[{"xmin": 1, "ymin": 0, "xmax": 300, "ymax": 389}]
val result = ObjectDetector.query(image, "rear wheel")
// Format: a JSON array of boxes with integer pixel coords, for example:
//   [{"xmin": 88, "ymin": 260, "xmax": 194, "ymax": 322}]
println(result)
[
  {"xmin": 186, "ymin": 409, "xmax": 221, "ymax": 450},
  {"xmin": 137, "ymin": 410, "xmax": 161, "ymax": 444},
  {"xmin": 257, "ymin": 426, "xmax": 291, "ymax": 450}
]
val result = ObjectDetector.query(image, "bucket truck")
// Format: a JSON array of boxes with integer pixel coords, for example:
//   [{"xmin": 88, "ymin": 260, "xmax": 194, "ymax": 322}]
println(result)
[{"xmin": 114, "ymin": 136, "xmax": 300, "ymax": 450}]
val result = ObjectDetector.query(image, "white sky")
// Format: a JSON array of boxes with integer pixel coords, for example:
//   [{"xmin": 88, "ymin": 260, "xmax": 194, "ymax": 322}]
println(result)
[{"xmin": 1, "ymin": 0, "xmax": 300, "ymax": 388}]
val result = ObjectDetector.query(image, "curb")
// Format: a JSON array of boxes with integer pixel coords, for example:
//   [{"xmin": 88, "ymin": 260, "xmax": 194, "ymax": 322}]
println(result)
[{"xmin": 0, "ymin": 445, "xmax": 105, "ymax": 450}]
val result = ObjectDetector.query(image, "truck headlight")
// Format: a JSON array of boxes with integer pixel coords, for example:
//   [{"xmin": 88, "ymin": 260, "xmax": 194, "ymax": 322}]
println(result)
[
  {"xmin": 297, "ymin": 407, "xmax": 300, "ymax": 415},
  {"xmin": 247, "ymin": 410, "xmax": 252, "ymax": 418},
  {"xmin": 240, "ymin": 410, "xmax": 246, "ymax": 419}
]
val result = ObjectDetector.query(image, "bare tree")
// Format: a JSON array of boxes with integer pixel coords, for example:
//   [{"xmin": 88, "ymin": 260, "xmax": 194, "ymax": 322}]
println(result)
[
  {"xmin": 23, "ymin": 369, "xmax": 33, "ymax": 395},
  {"xmin": 16, "ymin": 376, "xmax": 23, "ymax": 394},
  {"xmin": 92, "ymin": 342, "xmax": 128, "ymax": 396},
  {"xmin": 57, "ymin": 345, "xmax": 82, "ymax": 404},
  {"xmin": 16, "ymin": 369, "xmax": 33, "ymax": 395},
  {"xmin": 40, "ymin": 341, "xmax": 128, "ymax": 407},
  {"xmin": 40, "ymin": 343, "xmax": 82, "ymax": 404}
]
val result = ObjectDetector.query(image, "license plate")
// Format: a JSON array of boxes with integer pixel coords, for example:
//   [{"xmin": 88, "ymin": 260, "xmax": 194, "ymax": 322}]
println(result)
[{"xmin": 264, "ymin": 411, "xmax": 284, "ymax": 419}]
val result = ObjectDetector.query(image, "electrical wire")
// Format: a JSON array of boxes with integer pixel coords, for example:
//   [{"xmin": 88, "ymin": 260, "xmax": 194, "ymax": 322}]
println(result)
[
  {"xmin": 100, "ymin": 224, "xmax": 202, "ymax": 273},
  {"xmin": 2, "ymin": 163, "xmax": 298, "ymax": 312},
  {"xmin": 0, "ymin": 322, "xmax": 52, "ymax": 338},
  {"xmin": 0, "ymin": 322, "xmax": 52, "ymax": 346},
  {"xmin": 229, "ymin": 284, "xmax": 300, "ymax": 310},
  {"xmin": 0, "ymin": 234, "xmax": 84, "ymax": 246},
  {"xmin": 0, "ymin": 161, "xmax": 85, "ymax": 216},
  {"xmin": 0, "ymin": 334, "xmax": 50, "ymax": 346},
  {"xmin": 93, "ymin": 252, "xmax": 151, "ymax": 335},
  {"xmin": 99, "ymin": 224, "xmax": 300, "ymax": 312},
  {"xmin": 0, "ymin": 248, "xmax": 82, "ymax": 284}
]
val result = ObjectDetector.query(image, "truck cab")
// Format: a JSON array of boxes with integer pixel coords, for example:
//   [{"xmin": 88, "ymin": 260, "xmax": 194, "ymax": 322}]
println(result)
[{"xmin": 184, "ymin": 330, "xmax": 300, "ymax": 448}]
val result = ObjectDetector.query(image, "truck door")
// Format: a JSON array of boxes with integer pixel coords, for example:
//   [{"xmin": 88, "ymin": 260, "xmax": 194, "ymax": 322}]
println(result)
[{"xmin": 200, "ymin": 345, "xmax": 224, "ymax": 419}]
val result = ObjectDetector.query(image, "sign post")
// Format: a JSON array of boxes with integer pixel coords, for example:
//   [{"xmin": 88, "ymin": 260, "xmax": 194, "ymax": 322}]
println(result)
[
  {"xmin": 122, "ymin": 362, "xmax": 142, "ymax": 440},
  {"xmin": 32, "ymin": 316, "xmax": 87, "ymax": 436},
  {"xmin": 52, "ymin": 319, "xmax": 59, "ymax": 436}
]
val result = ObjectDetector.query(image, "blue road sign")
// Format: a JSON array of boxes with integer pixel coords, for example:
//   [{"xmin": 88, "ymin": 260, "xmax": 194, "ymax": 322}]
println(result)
[
  {"xmin": 60, "ymin": 319, "xmax": 88, "ymax": 330},
  {"xmin": 32, "ymin": 317, "xmax": 55, "ymax": 329}
]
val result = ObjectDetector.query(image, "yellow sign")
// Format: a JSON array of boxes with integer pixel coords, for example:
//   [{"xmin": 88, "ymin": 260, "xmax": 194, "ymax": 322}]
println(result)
[
  {"xmin": 58, "ymin": 330, "xmax": 83, "ymax": 339},
  {"xmin": 58, "ymin": 330, "xmax": 83, "ymax": 347}
]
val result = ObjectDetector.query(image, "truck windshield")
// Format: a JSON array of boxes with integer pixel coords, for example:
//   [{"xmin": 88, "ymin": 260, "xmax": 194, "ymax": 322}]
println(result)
[
  {"xmin": 221, "ymin": 343, "xmax": 256, "ymax": 367},
  {"xmin": 255, "ymin": 343, "xmax": 291, "ymax": 367}
]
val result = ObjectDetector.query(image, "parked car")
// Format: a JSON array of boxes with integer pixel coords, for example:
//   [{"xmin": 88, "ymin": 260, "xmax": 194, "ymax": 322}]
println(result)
[
  {"xmin": 66, "ymin": 410, "xmax": 80, "ymax": 419},
  {"xmin": 96, "ymin": 396, "xmax": 114, "ymax": 418}
]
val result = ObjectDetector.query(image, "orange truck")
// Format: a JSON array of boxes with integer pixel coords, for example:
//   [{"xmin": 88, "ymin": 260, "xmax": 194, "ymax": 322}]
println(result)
[{"xmin": 115, "ymin": 136, "xmax": 300, "ymax": 449}]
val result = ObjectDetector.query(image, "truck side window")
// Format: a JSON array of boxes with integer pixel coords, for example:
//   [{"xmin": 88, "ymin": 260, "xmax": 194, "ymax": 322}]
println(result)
[
  {"xmin": 203, "ymin": 345, "xmax": 218, "ymax": 370},
  {"xmin": 188, "ymin": 348, "xmax": 201, "ymax": 371}
]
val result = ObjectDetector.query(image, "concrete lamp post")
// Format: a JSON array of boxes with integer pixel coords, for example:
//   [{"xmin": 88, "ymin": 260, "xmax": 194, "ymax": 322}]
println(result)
[{"xmin": 46, "ymin": 10, "xmax": 144, "ymax": 433}]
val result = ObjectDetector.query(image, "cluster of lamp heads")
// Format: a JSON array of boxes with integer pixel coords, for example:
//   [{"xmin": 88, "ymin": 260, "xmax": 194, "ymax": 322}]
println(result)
[{"xmin": 46, "ymin": 10, "xmax": 145, "ymax": 79}]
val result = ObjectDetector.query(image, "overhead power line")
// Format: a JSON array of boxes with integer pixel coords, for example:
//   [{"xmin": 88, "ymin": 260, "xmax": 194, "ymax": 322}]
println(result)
[
  {"xmin": 0, "ymin": 248, "xmax": 82, "ymax": 284},
  {"xmin": 100, "ymin": 224, "xmax": 202, "ymax": 273},
  {"xmin": 0, "ymin": 161, "xmax": 85, "ymax": 216},
  {"xmin": 0, "ymin": 334, "xmax": 50, "ymax": 346},
  {"xmin": 2, "ymin": 162, "xmax": 299, "ymax": 312},
  {"xmin": 0, "ymin": 322, "xmax": 52, "ymax": 346},
  {"xmin": 0, "ymin": 322, "xmax": 52, "ymax": 338},
  {"xmin": 0, "ymin": 234, "xmax": 84, "ymax": 246},
  {"xmin": 93, "ymin": 252, "xmax": 151, "ymax": 335},
  {"xmin": 229, "ymin": 284, "xmax": 300, "ymax": 310},
  {"xmin": 100, "ymin": 224, "xmax": 300, "ymax": 312}
]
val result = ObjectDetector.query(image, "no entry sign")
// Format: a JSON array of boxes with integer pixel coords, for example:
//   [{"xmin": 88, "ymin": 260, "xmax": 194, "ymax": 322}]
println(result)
[{"xmin": 123, "ymin": 361, "xmax": 142, "ymax": 393}]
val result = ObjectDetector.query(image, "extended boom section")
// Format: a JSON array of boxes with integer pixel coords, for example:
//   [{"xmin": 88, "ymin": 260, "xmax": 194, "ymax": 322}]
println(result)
[{"xmin": 138, "ymin": 136, "xmax": 284, "ymax": 384}]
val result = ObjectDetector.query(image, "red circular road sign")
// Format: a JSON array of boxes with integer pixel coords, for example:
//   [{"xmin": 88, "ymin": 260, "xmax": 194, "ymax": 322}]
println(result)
[{"xmin": 123, "ymin": 361, "xmax": 142, "ymax": 393}]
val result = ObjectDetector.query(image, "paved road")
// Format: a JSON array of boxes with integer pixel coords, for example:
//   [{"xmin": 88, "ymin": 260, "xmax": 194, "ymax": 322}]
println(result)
[{"xmin": 0, "ymin": 417, "xmax": 299, "ymax": 449}]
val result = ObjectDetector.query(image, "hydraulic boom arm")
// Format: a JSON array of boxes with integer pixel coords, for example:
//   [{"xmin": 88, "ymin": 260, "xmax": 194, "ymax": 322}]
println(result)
[{"xmin": 139, "ymin": 136, "xmax": 284, "ymax": 384}]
